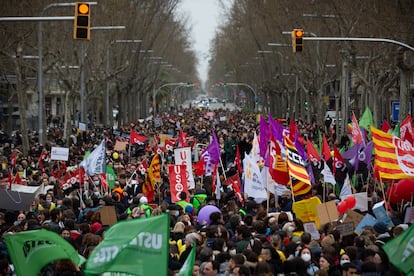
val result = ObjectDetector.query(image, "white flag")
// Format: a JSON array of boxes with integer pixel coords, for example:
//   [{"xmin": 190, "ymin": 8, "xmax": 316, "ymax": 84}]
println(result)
[
  {"xmin": 80, "ymin": 140, "xmax": 106, "ymax": 176},
  {"xmin": 321, "ymin": 161, "xmax": 336, "ymax": 185},
  {"xmin": 340, "ymin": 174, "xmax": 353, "ymax": 199},
  {"xmin": 243, "ymin": 154, "xmax": 267, "ymax": 202}
]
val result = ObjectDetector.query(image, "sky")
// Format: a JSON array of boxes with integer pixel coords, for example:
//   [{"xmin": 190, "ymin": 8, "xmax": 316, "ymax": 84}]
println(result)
[{"xmin": 178, "ymin": 0, "xmax": 225, "ymax": 85}]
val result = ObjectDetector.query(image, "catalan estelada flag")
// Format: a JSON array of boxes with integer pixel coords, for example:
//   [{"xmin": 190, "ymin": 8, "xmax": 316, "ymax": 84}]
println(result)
[
  {"xmin": 284, "ymin": 135, "xmax": 311, "ymax": 185},
  {"xmin": 371, "ymin": 126, "xmax": 414, "ymax": 179}
]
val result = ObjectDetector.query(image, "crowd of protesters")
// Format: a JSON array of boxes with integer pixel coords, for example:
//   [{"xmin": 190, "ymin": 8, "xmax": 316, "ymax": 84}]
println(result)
[{"xmin": 0, "ymin": 104, "xmax": 411, "ymax": 276}]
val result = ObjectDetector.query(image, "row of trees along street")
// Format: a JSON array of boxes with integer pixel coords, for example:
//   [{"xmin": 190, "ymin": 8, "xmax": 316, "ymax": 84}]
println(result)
[
  {"xmin": 208, "ymin": 0, "xmax": 414, "ymax": 136},
  {"xmin": 0, "ymin": 0, "xmax": 199, "ymax": 155},
  {"xmin": 1, "ymin": 1, "xmax": 414, "ymax": 155}
]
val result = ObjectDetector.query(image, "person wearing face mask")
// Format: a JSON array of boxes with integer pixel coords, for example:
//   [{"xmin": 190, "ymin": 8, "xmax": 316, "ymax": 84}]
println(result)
[
  {"xmin": 299, "ymin": 247, "xmax": 319, "ymax": 275},
  {"xmin": 339, "ymin": 253, "xmax": 351, "ymax": 267}
]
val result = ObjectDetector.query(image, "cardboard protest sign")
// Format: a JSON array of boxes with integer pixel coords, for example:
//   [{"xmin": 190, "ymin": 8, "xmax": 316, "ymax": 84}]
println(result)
[
  {"xmin": 335, "ymin": 223, "xmax": 354, "ymax": 236},
  {"xmin": 344, "ymin": 209, "xmax": 364, "ymax": 227},
  {"xmin": 51, "ymin": 147, "xmax": 69, "ymax": 161},
  {"xmin": 114, "ymin": 141, "xmax": 127, "ymax": 152},
  {"xmin": 353, "ymin": 192, "xmax": 368, "ymax": 212},
  {"xmin": 355, "ymin": 214, "xmax": 377, "ymax": 235},
  {"xmin": 303, "ymin": 222, "xmax": 321, "ymax": 240},
  {"xmin": 315, "ymin": 200, "xmax": 339, "ymax": 228},
  {"xmin": 100, "ymin": 206, "xmax": 118, "ymax": 226},
  {"xmin": 372, "ymin": 201, "xmax": 394, "ymax": 227},
  {"xmin": 292, "ymin": 196, "xmax": 322, "ymax": 228}
]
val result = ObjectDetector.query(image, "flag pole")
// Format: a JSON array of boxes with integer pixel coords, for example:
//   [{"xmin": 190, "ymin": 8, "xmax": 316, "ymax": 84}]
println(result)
[
  {"xmin": 289, "ymin": 177, "xmax": 295, "ymax": 203},
  {"xmin": 323, "ymin": 181, "xmax": 326, "ymax": 203}
]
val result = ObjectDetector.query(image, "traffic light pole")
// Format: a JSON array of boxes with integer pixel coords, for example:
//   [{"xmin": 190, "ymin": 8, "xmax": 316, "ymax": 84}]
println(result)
[
  {"xmin": 225, "ymin": 83, "xmax": 258, "ymax": 111},
  {"xmin": 303, "ymin": 36, "xmax": 414, "ymax": 52},
  {"xmin": 153, "ymin": 82, "xmax": 186, "ymax": 118}
]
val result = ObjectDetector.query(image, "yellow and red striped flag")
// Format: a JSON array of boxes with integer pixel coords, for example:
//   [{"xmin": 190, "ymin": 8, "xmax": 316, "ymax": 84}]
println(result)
[
  {"xmin": 284, "ymin": 135, "xmax": 311, "ymax": 185},
  {"xmin": 371, "ymin": 126, "xmax": 414, "ymax": 179}
]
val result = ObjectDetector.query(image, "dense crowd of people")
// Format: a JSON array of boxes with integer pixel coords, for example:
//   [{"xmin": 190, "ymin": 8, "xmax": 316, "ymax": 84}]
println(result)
[{"xmin": 0, "ymin": 105, "xmax": 411, "ymax": 275}]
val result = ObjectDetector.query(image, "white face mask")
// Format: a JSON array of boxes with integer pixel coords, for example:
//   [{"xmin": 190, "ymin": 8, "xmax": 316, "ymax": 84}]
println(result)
[
  {"xmin": 223, "ymin": 247, "xmax": 228, "ymax": 252},
  {"xmin": 288, "ymin": 226, "xmax": 295, "ymax": 232},
  {"xmin": 229, "ymin": 249, "xmax": 236, "ymax": 256},
  {"xmin": 301, "ymin": 253, "xmax": 311, "ymax": 262},
  {"xmin": 340, "ymin": 260, "xmax": 350, "ymax": 266}
]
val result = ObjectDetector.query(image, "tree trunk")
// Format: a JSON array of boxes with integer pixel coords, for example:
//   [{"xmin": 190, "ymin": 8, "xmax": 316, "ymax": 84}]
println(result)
[
  {"xmin": 63, "ymin": 92, "xmax": 72, "ymax": 146},
  {"xmin": 398, "ymin": 69, "xmax": 410, "ymax": 121},
  {"xmin": 15, "ymin": 44, "xmax": 29, "ymax": 156}
]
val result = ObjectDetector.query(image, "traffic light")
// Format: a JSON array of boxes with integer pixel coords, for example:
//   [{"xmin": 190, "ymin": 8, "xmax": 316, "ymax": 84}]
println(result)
[
  {"xmin": 73, "ymin": 2, "xmax": 90, "ymax": 40},
  {"xmin": 292, "ymin": 28, "xmax": 304, "ymax": 53},
  {"xmin": 304, "ymin": 101, "xmax": 309, "ymax": 111}
]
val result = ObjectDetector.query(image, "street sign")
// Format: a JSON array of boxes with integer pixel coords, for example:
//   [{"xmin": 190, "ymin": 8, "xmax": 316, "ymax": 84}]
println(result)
[{"xmin": 392, "ymin": 101, "xmax": 411, "ymax": 122}]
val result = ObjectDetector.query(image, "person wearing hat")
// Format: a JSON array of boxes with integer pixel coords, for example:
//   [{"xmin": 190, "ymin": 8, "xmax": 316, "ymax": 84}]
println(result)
[
  {"xmin": 373, "ymin": 221, "xmax": 391, "ymax": 245},
  {"xmin": 138, "ymin": 196, "xmax": 152, "ymax": 218}
]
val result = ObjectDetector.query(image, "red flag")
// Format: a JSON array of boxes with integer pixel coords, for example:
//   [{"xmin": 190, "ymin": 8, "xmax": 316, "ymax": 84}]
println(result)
[
  {"xmin": 381, "ymin": 119, "xmax": 391, "ymax": 133},
  {"xmin": 269, "ymin": 136, "xmax": 290, "ymax": 185},
  {"xmin": 400, "ymin": 114, "xmax": 414, "ymax": 145},
  {"xmin": 234, "ymin": 145, "xmax": 243, "ymax": 173},
  {"xmin": 289, "ymin": 120, "xmax": 298, "ymax": 140},
  {"xmin": 163, "ymin": 139, "xmax": 176, "ymax": 152},
  {"xmin": 99, "ymin": 173, "xmax": 108, "ymax": 190},
  {"xmin": 306, "ymin": 140, "xmax": 321, "ymax": 163},
  {"xmin": 351, "ymin": 112, "xmax": 364, "ymax": 145},
  {"xmin": 211, "ymin": 163, "xmax": 219, "ymax": 196},
  {"xmin": 333, "ymin": 145, "xmax": 345, "ymax": 175},
  {"xmin": 178, "ymin": 129, "xmax": 188, "ymax": 148},
  {"xmin": 130, "ymin": 130, "xmax": 148, "ymax": 144},
  {"xmin": 14, "ymin": 173, "xmax": 23, "ymax": 185},
  {"xmin": 38, "ymin": 150, "xmax": 47, "ymax": 171},
  {"xmin": 60, "ymin": 161, "xmax": 67, "ymax": 171},
  {"xmin": 138, "ymin": 159, "xmax": 149, "ymax": 175},
  {"xmin": 153, "ymin": 136, "xmax": 162, "ymax": 154},
  {"xmin": 11, "ymin": 152, "xmax": 17, "ymax": 168},
  {"xmin": 322, "ymin": 134, "xmax": 332, "ymax": 161},
  {"xmin": 168, "ymin": 164, "xmax": 188, "ymax": 203},
  {"xmin": 193, "ymin": 157, "xmax": 205, "ymax": 176},
  {"xmin": 223, "ymin": 173, "xmax": 244, "ymax": 205}
]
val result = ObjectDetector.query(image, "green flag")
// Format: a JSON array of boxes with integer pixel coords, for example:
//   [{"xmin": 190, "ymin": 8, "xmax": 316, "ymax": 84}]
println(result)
[
  {"xmin": 4, "ymin": 229, "xmax": 81, "ymax": 276},
  {"xmin": 392, "ymin": 122, "xmax": 401, "ymax": 138},
  {"xmin": 178, "ymin": 243, "xmax": 196, "ymax": 276},
  {"xmin": 106, "ymin": 165, "xmax": 116, "ymax": 189},
  {"xmin": 359, "ymin": 106, "xmax": 374, "ymax": 131},
  {"xmin": 382, "ymin": 223, "xmax": 414, "ymax": 275},
  {"xmin": 85, "ymin": 214, "xmax": 170, "ymax": 276}
]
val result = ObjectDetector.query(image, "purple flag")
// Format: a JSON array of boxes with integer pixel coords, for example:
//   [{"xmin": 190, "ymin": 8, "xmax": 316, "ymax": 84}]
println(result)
[
  {"xmin": 359, "ymin": 141, "xmax": 373, "ymax": 170},
  {"xmin": 268, "ymin": 113, "xmax": 288, "ymax": 144},
  {"xmin": 342, "ymin": 144, "xmax": 359, "ymax": 171},
  {"xmin": 260, "ymin": 115, "xmax": 270, "ymax": 160},
  {"xmin": 201, "ymin": 131, "xmax": 221, "ymax": 175}
]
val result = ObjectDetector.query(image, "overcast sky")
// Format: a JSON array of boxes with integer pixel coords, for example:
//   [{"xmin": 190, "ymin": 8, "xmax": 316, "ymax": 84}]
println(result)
[{"xmin": 178, "ymin": 0, "xmax": 224, "ymax": 84}]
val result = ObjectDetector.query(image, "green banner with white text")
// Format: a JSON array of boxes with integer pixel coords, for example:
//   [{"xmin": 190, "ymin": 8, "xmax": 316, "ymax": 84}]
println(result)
[{"xmin": 85, "ymin": 214, "xmax": 170, "ymax": 275}]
